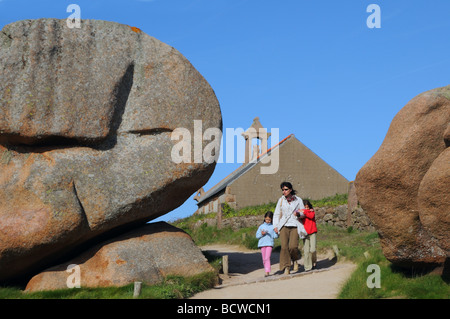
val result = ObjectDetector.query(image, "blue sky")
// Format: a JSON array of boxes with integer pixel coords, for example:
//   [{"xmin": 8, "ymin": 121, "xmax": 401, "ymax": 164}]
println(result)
[{"xmin": 1, "ymin": 0, "xmax": 449, "ymax": 222}]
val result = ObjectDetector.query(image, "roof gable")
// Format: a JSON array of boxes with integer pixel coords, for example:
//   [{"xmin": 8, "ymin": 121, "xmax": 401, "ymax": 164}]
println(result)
[{"xmin": 195, "ymin": 134, "xmax": 294, "ymax": 205}]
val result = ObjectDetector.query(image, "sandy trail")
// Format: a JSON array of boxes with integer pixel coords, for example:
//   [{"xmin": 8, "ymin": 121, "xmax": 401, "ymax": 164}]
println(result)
[{"xmin": 191, "ymin": 244, "xmax": 356, "ymax": 299}]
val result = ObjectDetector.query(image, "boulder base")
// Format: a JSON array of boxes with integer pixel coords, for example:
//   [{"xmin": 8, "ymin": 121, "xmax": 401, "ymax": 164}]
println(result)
[{"xmin": 25, "ymin": 222, "xmax": 215, "ymax": 291}]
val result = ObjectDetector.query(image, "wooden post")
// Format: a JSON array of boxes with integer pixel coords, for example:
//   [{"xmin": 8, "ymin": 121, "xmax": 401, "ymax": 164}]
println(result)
[
  {"xmin": 222, "ymin": 255, "xmax": 229, "ymax": 277},
  {"xmin": 332, "ymin": 245, "xmax": 339, "ymax": 257},
  {"xmin": 133, "ymin": 281, "xmax": 142, "ymax": 298},
  {"xmin": 217, "ymin": 203, "xmax": 222, "ymax": 229}
]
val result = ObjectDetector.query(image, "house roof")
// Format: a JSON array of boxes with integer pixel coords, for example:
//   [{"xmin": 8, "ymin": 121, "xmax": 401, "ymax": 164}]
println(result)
[{"xmin": 195, "ymin": 134, "xmax": 294, "ymax": 206}]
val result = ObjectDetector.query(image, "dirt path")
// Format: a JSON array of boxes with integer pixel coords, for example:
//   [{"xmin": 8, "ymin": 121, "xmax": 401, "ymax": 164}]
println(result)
[{"xmin": 191, "ymin": 244, "xmax": 356, "ymax": 299}]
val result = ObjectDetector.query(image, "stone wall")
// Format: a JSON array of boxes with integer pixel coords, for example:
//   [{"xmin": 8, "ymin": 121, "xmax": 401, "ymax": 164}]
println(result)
[
  {"xmin": 192, "ymin": 204, "xmax": 375, "ymax": 232},
  {"xmin": 315, "ymin": 205, "xmax": 375, "ymax": 232}
]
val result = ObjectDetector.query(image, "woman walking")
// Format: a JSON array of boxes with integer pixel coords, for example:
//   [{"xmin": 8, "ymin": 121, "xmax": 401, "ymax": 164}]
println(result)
[{"xmin": 273, "ymin": 182, "xmax": 306, "ymax": 274}]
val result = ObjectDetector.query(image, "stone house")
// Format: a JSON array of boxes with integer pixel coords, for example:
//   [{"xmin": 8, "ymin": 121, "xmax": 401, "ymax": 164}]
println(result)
[{"xmin": 194, "ymin": 118, "xmax": 350, "ymax": 215}]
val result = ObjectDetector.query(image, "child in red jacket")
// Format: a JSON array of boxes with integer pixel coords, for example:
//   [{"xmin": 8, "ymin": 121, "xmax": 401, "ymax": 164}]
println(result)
[{"xmin": 298, "ymin": 200, "xmax": 317, "ymax": 271}]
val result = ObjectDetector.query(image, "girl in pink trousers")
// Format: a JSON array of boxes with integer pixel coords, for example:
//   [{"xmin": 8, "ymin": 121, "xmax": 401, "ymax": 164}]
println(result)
[{"xmin": 256, "ymin": 211, "xmax": 279, "ymax": 276}]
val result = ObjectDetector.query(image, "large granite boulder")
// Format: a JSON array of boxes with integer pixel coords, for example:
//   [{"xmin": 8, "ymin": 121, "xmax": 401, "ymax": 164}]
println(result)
[
  {"xmin": 355, "ymin": 86, "xmax": 449, "ymax": 267},
  {"xmin": 0, "ymin": 19, "xmax": 222, "ymax": 282},
  {"xmin": 25, "ymin": 222, "xmax": 215, "ymax": 291}
]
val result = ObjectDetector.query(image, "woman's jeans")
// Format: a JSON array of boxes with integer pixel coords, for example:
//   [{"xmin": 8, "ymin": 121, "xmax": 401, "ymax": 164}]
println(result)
[
  {"xmin": 279, "ymin": 226, "xmax": 299, "ymax": 270},
  {"xmin": 260, "ymin": 246, "xmax": 273, "ymax": 273}
]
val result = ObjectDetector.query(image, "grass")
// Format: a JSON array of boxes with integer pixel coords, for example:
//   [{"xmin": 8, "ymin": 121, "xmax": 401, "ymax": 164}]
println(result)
[
  {"xmin": 309, "ymin": 193, "xmax": 348, "ymax": 207},
  {"xmin": 0, "ymin": 272, "xmax": 218, "ymax": 299},
  {"xmin": 179, "ymin": 222, "xmax": 259, "ymax": 248},
  {"xmin": 178, "ymin": 222, "xmax": 381, "ymax": 258},
  {"xmin": 173, "ymin": 193, "xmax": 348, "ymax": 229},
  {"xmin": 2, "ymin": 194, "xmax": 447, "ymax": 299},
  {"xmin": 218, "ymin": 193, "xmax": 349, "ymax": 218},
  {"xmin": 174, "ymin": 208, "xmax": 449, "ymax": 299},
  {"xmin": 339, "ymin": 251, "xmax": 450, "ymax": 299}
]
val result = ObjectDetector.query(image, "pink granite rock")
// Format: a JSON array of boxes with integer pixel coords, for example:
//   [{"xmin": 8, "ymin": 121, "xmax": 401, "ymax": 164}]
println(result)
[
  {"xmin": 25, "ymin": 222, "xmax": 215, "ymax": 291},
  {"xmin": 355, "ymin": 86, "xmax": 449, "ymax": 267},
  {"xmin": 0, "ymin": 19, "xmax": 221, "ymax": 283}
]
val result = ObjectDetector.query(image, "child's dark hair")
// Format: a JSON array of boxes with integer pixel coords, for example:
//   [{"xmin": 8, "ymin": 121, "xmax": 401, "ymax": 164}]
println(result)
[
  {"xmin": 303, "ymin": 199, "xmax": 313, "ymax": 209},
  {"xmin": 264, "ymin": 211, "xmax": 274, "ymax": 222}
]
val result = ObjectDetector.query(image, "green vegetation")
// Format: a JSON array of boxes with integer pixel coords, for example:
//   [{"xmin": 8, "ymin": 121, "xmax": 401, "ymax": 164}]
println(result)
[
  {"xmin": 339, "ymin": 251, "xmax": 450, "ymax": 299},
  {"xmin": 308, "ymin": 193, "xmax": 348, "ymax": 207},
  {"xmin": 176, "ymin": 220, "xmax": 381, "ymax": 258},
  {"xmin": 218, "ymin": 193, "xmax": 348, "ymax": 218},
  {"xmin": 173, "ymin": 196, "xmax": 449, "ymax": 299},
  {"xmin": 222, "ymin": 202, "xmax": 277, "ymax": 218},
  {"xmin": 181, "ymin": 222, "xmax": 258, "ymax": 247},
  {"xmin": 1, "ymin": 193, "xmax": 447, "ymax": 299},
  {"xmin": 0, "ymin": 272, "xmax": 217, "ymax": 299},
  {"xmin": 174, "ymin": 194, "xmax": 350, "ymax": 251},
  {"xmin": 175, "ymin": 193, "xmax": 348, "ymax": 226}
]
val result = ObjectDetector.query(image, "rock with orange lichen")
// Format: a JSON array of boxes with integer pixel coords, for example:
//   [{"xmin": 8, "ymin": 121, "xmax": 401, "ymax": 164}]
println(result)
[
  {"xmin": 129, "ymin": 26, "xmax": 142, "ymax": 33},
  {"xmin": 25, "ymin": 222, "xmax": 215, "ymax": 291},
  {"xmin": 0, "ymin": 19, "xmax": 221, "ymax": 283}
]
